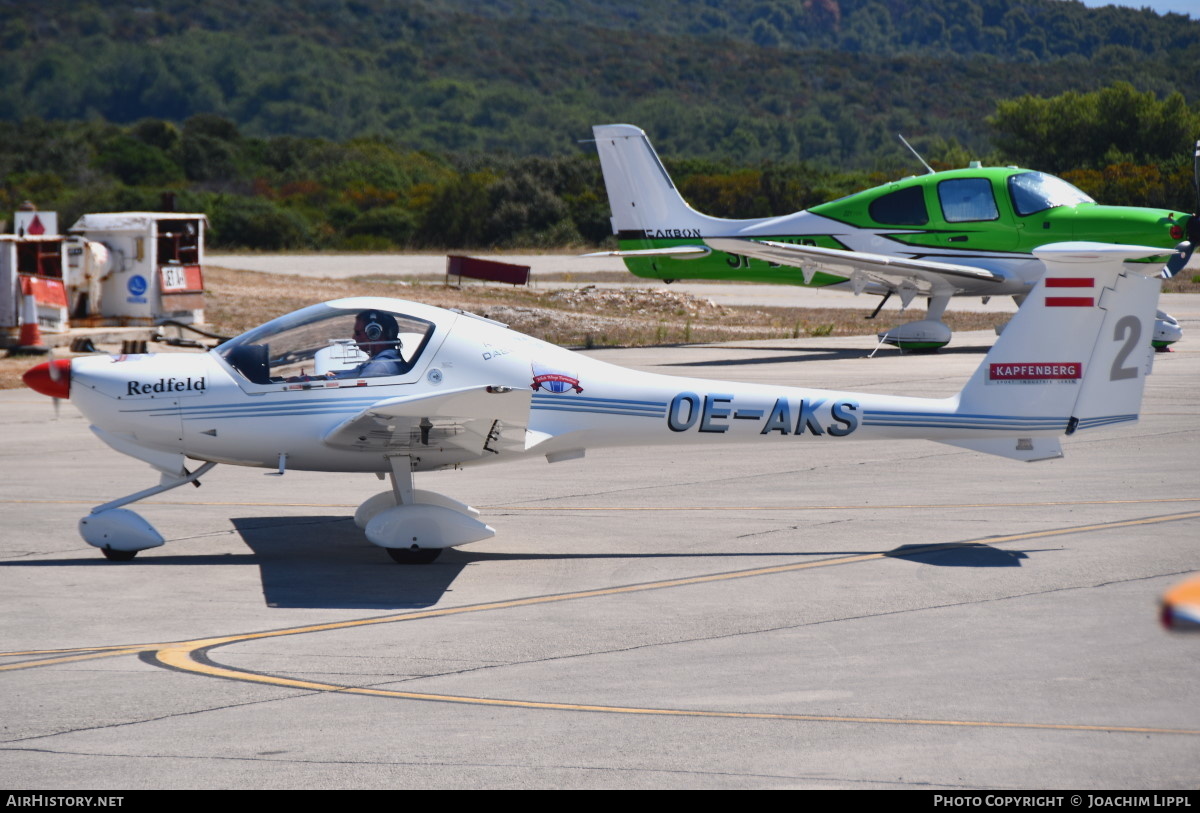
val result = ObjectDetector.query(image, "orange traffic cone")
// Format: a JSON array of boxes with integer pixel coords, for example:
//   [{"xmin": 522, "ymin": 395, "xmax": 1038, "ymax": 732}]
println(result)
[{"xmin": 9, "ymin": 285, "xmax": 49, "ymax": 356}]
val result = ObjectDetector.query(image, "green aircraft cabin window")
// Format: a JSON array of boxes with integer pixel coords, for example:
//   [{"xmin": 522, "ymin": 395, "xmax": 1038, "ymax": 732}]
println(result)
[
  {"xmin": 938, "ymin": 178, "xmax": 999, "ymax": 223},
  {"xmin": 868, "ymin": 186, "xmax": 929, "ymax": 226},
  {"xmin": 1008, "ymin": 171, "xmax": 1094, "ymax": 216}
]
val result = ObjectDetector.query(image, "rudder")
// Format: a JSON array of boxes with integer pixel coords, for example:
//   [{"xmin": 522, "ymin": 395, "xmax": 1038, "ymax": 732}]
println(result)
[
  {"xmin": 947, "ymin": 242, "xmax": 1165, "ymax": 459},
  {"xmin": 592, "ymin": 124, "xmax": 721, "ymax": 237}
]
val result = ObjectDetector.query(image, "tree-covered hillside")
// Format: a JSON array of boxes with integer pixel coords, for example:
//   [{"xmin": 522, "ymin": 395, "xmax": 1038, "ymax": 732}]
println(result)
[
  {"xmin": 432, "ymin": 0, "xmax": 1200, "ymax": 60},
  {"xmin": 2, "ymin": 0, "xmax": 1197, "ymax": 166},
  {"xmin": 1, "ymin": 1, "xmax": 1196, "ymax": 250}
]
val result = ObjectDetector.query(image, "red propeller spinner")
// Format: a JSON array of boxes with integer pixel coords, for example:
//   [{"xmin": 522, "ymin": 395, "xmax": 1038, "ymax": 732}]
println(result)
[{"xmin": 23, "ymin": 358, "xmax": 71, "ymax": 400}]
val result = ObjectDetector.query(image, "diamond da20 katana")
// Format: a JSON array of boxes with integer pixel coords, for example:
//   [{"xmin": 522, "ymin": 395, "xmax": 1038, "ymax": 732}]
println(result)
[{"xmin": 23, "ymin": 242, "xmax": 1169, "ymax": 564}]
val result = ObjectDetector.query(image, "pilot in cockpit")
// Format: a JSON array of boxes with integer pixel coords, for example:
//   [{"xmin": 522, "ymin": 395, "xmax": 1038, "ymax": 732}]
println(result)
[{"xmin": 345, "ymin": 310, "xmax": 405, "ymax": 377}]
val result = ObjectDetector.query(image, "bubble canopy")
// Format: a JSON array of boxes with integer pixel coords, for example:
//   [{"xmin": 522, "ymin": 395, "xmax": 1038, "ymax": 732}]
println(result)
[{"xmin": 216, "ymin": 302, "xmax": 436, "ymax": 385}]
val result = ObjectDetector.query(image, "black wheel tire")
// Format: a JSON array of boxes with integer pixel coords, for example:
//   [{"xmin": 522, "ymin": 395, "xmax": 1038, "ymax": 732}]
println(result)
[
  {"xmin": 101, "ymin": 547, "xmax": 138, "ymax": 562},
  {"xmin": 385, "ymin": 547, "xmax": 442, "ymax": 564}
]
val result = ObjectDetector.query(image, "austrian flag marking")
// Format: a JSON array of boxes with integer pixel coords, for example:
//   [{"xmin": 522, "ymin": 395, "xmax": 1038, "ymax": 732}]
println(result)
[{"xmin": 1045, "ymin": 277, "xmax": 1095, "ymax": 307}]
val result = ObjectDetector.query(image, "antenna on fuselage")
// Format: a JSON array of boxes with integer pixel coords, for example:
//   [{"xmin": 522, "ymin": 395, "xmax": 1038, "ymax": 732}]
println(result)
[{"xmin": 898, "ymin": 134, "xmax": 935, "ymax": 175}]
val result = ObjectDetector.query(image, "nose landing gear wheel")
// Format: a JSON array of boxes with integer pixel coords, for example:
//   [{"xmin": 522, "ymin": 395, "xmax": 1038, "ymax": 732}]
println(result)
[{"xmin": 101, "ymin": 547, "xmax": 138, "ymax": 562}]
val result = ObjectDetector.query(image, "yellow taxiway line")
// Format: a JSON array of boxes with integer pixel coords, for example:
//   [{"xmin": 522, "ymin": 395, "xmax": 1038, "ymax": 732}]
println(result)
[{"xmin": 5, "ymin": 511, "xmax": 1199, "ymax": 736}]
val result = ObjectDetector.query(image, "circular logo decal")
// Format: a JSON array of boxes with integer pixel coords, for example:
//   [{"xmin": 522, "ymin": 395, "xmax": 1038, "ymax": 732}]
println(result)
[
  {"xmin": 427, "ymin": 369, "xmax": 443, "ymax": 384},
  {"xmin": 127, "ymin": 275, "xmax": 148, "ymax": 296}
]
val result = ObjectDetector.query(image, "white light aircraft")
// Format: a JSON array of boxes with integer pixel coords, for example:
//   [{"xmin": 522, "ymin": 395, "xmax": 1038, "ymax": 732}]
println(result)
[{"xmin": 24, "ymin": 243, "xmax": 1167, "ymax": 564}]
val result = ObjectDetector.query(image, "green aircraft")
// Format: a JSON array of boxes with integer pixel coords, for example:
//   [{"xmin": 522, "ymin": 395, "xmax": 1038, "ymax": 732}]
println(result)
[{"xmin": 590, "ymin": 124, "xmax": 1197, "ymax": 350}]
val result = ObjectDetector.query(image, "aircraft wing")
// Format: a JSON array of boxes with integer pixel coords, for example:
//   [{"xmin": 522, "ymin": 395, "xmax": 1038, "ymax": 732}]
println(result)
[
  {"xmin": 706, "ymin": 237, "xmax": 1007, "ymax": 295},
  {"xmin": 323, "ymin": 385, "xmax": 533, "ymax": 456}
]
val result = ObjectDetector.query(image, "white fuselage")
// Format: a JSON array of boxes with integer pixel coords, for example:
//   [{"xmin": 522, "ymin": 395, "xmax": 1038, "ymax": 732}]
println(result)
[{"xmin": 68, "ymin": 307, "xmax": 1084, "ymax": 477}]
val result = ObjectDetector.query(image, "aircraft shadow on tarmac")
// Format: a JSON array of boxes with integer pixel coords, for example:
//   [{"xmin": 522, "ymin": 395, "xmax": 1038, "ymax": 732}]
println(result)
[
  {"xmin": 0, "ymin": 517, "xmax": 461, "ymax": 611},
  {"xmin": 0, "ymin": 523, "xmax": 1039, "ymax": 610},
  {"xmin": 229, "ymin": 516, "xmax": 464, "ymax": 609},
  {"xmin": 884, "ymin": 543, "xmax": 1034, "ymax": 567},
  {"xmin": 658, "ymin": 343, "xmax": 994, "ymax": 368}
]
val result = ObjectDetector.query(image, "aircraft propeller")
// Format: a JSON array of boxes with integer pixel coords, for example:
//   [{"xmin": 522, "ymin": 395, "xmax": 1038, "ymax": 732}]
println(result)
[
  {"xmin": 1162, "ymin": 138, "xmax": 1200, "ymax": 279},
  {"xmin": 1194, "ymin": 137, "xmax": 1200, "ymax": 225},
  {"xmin": 47, "ymin": 347, "xmax": 63, "ymax": 419}
]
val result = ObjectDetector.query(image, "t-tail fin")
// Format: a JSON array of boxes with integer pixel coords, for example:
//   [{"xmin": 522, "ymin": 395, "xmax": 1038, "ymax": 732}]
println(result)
[{"xmin": 944, "ymin": 242, "xmax": 1165, "ymax": 461}]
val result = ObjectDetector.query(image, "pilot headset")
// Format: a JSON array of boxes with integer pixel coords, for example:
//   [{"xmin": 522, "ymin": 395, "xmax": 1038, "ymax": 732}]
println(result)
[{"xmin": 362, "ymin": 312, "xmax": 386, "ymax": 341}]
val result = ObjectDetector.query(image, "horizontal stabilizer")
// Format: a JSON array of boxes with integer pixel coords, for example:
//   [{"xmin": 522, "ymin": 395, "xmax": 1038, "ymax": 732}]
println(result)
[
  {"xmin": 581, "ymin": 246, "xmax": 711, "ymax": 259},
  {"xmin": 936, "ymin": 436, "xmax": 1063, "ymax": 462}
]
